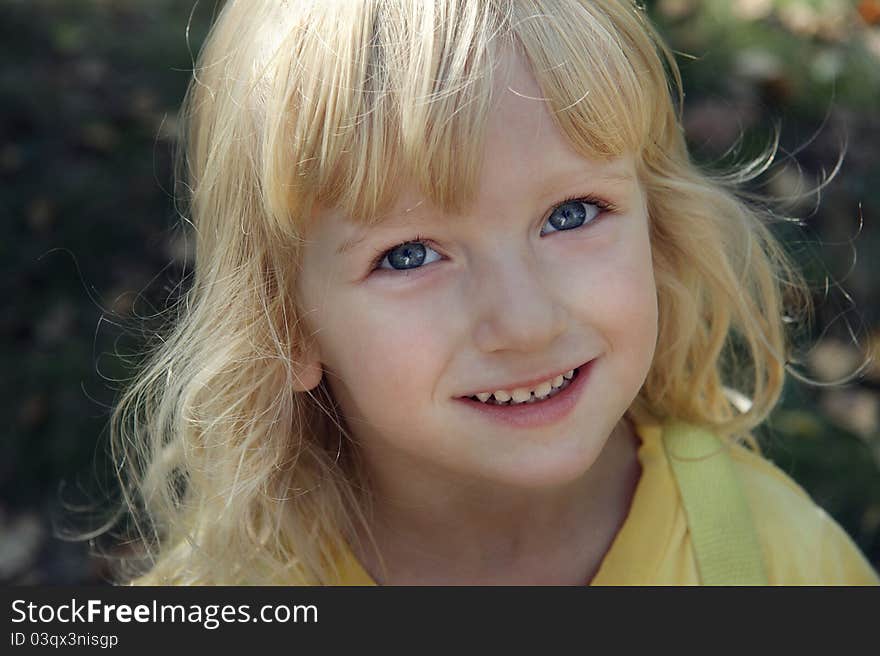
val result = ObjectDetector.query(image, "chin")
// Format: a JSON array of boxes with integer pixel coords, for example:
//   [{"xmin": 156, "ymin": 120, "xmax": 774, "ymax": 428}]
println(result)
[{"xmin": 479, "ymin": 442, "xmax": 607, "ymax": 491}]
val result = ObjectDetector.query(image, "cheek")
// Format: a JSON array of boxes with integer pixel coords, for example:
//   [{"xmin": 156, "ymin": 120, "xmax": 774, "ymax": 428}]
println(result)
[
  {"xmin": 605, "ymin": 261, "xmax": 657, "ymax": 335},
  {"xmin": 565, "ymin": 235, "xmax": 658, "ymax": 360},
  {"xmin": 321, "ymin": 292, "xmax": 450, "ymax": 402},
  {"xmin": 296, "ymin": 248, "xmax": 449, "ymax": 402}
]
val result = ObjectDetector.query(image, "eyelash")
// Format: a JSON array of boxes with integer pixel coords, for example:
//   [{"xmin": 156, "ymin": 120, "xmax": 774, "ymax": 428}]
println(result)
[{"xmin": 368, "ymin": 194, "xmax": 619, "ymax": 272}]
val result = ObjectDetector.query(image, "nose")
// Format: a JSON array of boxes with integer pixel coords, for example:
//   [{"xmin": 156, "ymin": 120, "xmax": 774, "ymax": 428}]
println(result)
[{"xmin": 470, "ymin": 244, "xmax": 568, "ymax": 354}]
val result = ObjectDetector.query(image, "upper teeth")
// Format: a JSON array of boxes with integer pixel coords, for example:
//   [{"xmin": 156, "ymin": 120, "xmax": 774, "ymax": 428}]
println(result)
[{"xmin": 473, "ymin": 369, "xmax": 575, "ymax": 403}]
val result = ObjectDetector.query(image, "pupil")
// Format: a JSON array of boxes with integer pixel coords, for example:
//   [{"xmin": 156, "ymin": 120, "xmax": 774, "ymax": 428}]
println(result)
[
  {"xmin": 389, "ymin": 242, "xmax": 426, "ymax": 270},
  {"xmin": 550, "ymin": 202, "xmax": 587, "ymax": 230}
]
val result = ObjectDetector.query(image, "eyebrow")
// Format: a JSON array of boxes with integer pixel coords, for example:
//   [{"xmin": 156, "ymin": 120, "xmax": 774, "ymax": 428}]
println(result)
[{"xmin": 334, "ymin": 169, "xmax": 634, "ymax": 256}]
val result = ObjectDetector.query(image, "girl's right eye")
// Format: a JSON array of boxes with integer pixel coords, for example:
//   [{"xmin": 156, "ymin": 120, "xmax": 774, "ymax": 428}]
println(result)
[
  {"xmin": 369, "ymin": 195, "xmax": 616, "ymax": 274},
  {"xmin": 369, "ymin": 233, "xmax": 442, "ymax": 274}
]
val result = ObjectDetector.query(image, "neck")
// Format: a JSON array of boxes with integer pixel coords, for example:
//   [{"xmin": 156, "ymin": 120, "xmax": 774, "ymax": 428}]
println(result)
[{"xmin": 352, "ymin": 418, "xmax": 642, "ymax": 585}]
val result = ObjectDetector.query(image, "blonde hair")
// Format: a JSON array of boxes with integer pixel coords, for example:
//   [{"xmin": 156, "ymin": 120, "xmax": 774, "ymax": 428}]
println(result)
[{"xmin": 109, "ymin": 0, "xmax": 815, "ymax": 585}]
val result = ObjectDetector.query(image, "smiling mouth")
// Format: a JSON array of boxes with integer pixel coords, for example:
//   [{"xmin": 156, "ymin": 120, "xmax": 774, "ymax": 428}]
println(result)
[
  {"xmin": 467, "ymin": 367, "xmax": 581, "ymax": 406},
  {"xmin": 460, "ymin": 362, "xmax": 589, "ymax": 406}
]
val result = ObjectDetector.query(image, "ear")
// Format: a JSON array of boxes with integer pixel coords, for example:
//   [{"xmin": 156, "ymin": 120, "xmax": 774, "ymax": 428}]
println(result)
[{"xmin": 291, "ymin": 337, "xmax": 324, "ymax": 392}]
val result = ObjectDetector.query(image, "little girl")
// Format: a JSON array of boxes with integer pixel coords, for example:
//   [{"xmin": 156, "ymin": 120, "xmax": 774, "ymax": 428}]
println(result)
[{"xmin": 111, "ymin": 0, "xmax": 878, "ymax": 585}]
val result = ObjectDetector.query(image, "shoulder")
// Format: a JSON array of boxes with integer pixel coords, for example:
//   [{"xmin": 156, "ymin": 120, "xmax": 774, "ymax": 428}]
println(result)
[{"xmin": 727, "ymin": 441, "xmax": 879, "ymax": 585}]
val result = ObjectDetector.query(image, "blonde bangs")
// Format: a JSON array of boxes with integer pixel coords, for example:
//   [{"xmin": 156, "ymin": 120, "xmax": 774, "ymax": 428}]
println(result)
[
  {"xmin": 259, "ymin": 0, "xmax": 677, "ymax": 230},
  {"xmin": 511, "ymin": 0, "xmax": 677, "ymax": 159},
  {"xmin": 262, "ymin": 0, "xmax": 504, "ymax": 227}
]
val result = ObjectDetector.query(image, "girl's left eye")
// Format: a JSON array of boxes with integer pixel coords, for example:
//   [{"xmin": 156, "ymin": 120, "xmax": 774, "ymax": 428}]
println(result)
[{"xmin": 369, "ymin": 195, "xmax": 617, "ymax": 273}]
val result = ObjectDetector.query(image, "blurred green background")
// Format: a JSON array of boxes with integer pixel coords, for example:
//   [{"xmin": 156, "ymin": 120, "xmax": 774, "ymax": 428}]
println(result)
[{"xmin": 2, "ymin": 0, "xmax": 878, "ymax": 583}]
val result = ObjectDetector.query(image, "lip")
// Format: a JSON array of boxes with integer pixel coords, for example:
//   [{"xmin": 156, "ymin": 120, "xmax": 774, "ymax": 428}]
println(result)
[
  {"xmin": 456, "ymin": 360, "xmax": 593, "ymax": 398},
  {"xmin": 454, "ymin": 359, "xmax": 595, "ymax": 429}
]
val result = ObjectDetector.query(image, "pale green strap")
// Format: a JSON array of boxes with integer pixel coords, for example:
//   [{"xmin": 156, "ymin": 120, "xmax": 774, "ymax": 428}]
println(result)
[{"xmin": 662, "ymin": 421, "xmax": 768, "ymax": 585}]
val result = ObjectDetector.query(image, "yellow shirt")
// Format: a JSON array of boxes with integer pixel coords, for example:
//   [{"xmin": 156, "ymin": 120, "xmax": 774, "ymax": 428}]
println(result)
[{"xmin": 335, "ymin": 422, "xmax": 879, "ymax": 585}]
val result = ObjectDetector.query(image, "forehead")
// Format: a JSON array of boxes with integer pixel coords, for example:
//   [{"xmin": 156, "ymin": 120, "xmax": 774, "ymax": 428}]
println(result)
[
  {"xmin": 282, "ymin": 1, "xmax": 664, "ymax": 240},
  {"xmin": 325, "ymin": 51, "xmax": 637, "ymax": 251},
  {"xmin": 484, "ymin": 52, "xmax": 576, "ymax": 169},
  {"xmin": 477, "ymin": 53, "xmax": 637, "ymax": 193}
]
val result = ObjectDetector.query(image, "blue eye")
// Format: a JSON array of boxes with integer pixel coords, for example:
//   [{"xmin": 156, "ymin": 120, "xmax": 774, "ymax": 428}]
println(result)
[
  {"xmin": 540, "ymin": 198, "xmax": 603, "ymax": 236},
  {"xmin": 369, "ymin": 195, "xmax": 616, "ymax": 273},
  {"xmin": 370, "ymin": 234, "xmax": 440, "ymax": 273}
]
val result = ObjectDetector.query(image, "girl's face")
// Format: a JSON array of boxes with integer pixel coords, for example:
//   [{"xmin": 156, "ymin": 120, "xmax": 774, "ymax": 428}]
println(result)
[{"xmin": 296, "ymin": 53, "xmax": 658, "ymax": 493}]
